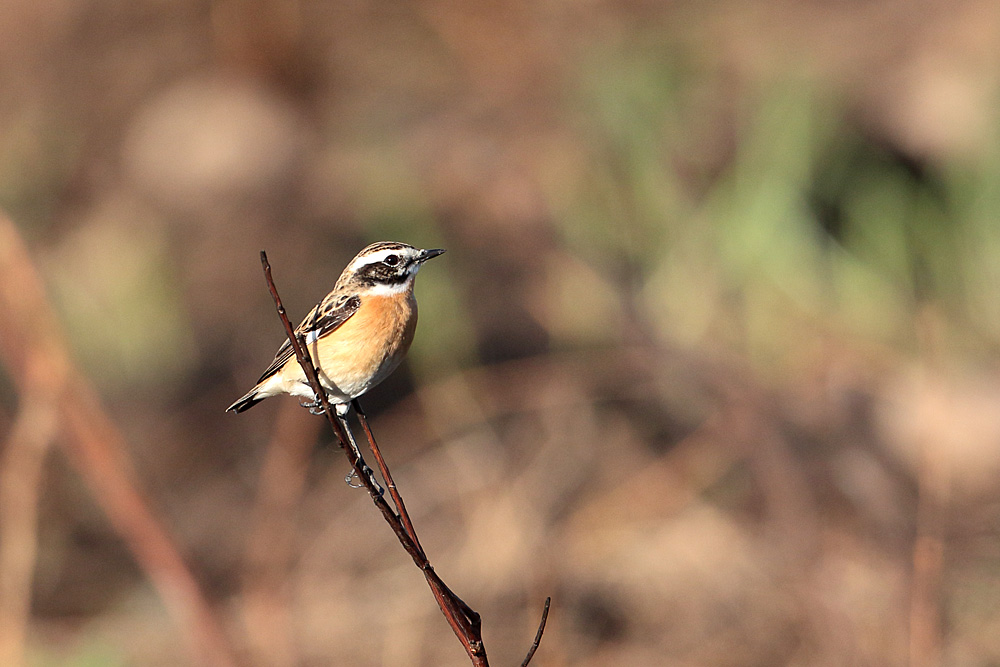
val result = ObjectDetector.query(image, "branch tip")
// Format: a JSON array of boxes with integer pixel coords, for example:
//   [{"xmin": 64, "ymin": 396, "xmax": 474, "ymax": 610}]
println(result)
[
  {"xmin": 519, "ymin": 596, "xmax": 551, "ymax": 667},
  {"xmin": 258, "ymin": 253, "xmax": 491, "ymax": 666}
]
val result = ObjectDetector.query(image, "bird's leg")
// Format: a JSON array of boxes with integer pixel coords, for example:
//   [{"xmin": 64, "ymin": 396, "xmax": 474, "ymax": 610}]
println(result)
[
  {"xmin": 337, "ymin": 413, "xmax": 383, "ymax": 495},
  {"xmin": 294, "ymin": 388, "xmax": 381, "ymax": 492}
]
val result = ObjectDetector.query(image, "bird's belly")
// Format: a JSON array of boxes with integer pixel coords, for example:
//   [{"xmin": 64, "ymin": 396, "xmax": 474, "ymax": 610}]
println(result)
[{"xmin": 308, "ymin": 293, "xmax": 417, "ymax": 401}]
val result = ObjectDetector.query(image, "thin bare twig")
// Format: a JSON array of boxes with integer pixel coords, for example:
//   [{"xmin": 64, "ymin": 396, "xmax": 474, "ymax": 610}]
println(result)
[
  {"xmin": 259, "ymin": 251, "xmax": 489, "ymax": 666},
  {"xmin": 519, "ymin": 597, "xmax": 551, "ymax": 667},
  {"xmin": 260, "ymin": 250, "xmax": 553, "ymax": 666},
  {"xmin": 351, "ymin": 398, "xmax": 484, "ymax": 631},
  {"xmin": 351, "ymin": 400, "xmax": 423, "ymax": 555}
]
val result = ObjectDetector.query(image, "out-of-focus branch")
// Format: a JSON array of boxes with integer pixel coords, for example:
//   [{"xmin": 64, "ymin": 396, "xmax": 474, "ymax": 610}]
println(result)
[
  {"xmin": 59, "ymin": 382, "xmax": 239, "ymax": 667},
  {"xmin": 0, "ymin": 215, "xmax": 68, "ymax": 667},
  {"xmin": 0, "ymin": 214, "xmax": 237, "ymax": 667},
  {"xmin": 0, "ymin": 396, "xmax": 58, "ymax": 667}
]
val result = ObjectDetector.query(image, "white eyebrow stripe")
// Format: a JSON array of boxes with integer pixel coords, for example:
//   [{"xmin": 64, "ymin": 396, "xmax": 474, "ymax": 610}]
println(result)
[{"xmin": 347, "ymin": 247, "xmax": 410, "ymax": 272}]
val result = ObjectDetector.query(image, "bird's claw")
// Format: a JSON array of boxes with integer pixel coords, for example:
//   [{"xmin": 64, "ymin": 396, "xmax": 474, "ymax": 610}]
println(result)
[
  {"xmin": 345, "ymin": 469, "xmax": 362, "ymax": 488},
  {"xmin": 345, "ymin": 467, "xmax": 384, "ymax": 496},
  {"xmin": 298, "ymin": 397, "xmax": 327, "ymax": 415}
]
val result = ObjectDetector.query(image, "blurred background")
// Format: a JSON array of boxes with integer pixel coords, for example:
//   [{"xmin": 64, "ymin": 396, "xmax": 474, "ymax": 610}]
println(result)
[{"xmin": 3, "ymin": 0, "xmax": 1000, "ymax": 665}]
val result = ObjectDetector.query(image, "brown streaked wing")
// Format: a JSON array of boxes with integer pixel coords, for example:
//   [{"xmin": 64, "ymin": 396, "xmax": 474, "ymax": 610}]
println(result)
[{"xmin": 254, "ymin": 294, "xmax": 362, "ymax": 383}]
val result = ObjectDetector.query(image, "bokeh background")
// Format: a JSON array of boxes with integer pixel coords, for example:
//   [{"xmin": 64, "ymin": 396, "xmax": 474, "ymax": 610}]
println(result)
[{"xmin": 3, "ymin": 0, "xmax": 1000, "ymax": 665}]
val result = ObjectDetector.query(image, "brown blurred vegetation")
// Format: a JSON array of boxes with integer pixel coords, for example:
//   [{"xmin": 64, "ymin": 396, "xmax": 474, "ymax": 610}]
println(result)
[{"xmin": 4, "ymin": 0, "xmax": 1000, "ymax": 665}]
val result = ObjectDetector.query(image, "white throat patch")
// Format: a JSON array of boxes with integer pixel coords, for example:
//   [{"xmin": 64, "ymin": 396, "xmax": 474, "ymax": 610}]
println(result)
[{"xmin": 365, "ymin": 277, "xmax": 414, "ymax": 296}]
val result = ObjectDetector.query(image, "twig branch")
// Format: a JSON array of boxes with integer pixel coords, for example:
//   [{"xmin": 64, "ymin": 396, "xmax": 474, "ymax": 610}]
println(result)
[
  {"xmin": 259, "ymin": 251, "xmax": 489, "ymax": 665},
  {"xmin": 351, "ymin": 400, "xmax": 423, "ymax": 554},
  {"xmin": 260, "ymin": 250, "xmax": 552, "ymax": 666},
  {"xmin": 520, "ymin": 597, "xmax": 551, "ymax": 667},
  {"xmin": 352, "ymin": 398, "xmax": 483, "ymax": 632}
]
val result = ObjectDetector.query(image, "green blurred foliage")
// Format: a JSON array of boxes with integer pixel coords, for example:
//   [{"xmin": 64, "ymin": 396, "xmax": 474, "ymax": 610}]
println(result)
[{"xmin": 551, "ymin": 40, "xmax": 1000, "ymax": 377}]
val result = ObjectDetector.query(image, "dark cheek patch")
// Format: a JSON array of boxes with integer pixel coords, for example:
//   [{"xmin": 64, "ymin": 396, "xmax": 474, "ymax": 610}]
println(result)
[{"xmin": 356, "ymin": 263, "xmax": 407, "ymax": 287}]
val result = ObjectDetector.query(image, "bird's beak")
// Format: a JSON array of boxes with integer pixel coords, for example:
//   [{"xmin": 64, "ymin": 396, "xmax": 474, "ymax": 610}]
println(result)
[{"xmin": 417, "ymin": 248, "xmax": 446, "ymax": 263}]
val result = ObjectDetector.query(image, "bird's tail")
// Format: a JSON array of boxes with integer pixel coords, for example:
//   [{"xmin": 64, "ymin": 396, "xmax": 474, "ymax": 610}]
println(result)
[{"xmin": 227, "ymin": 387, "xmax": 263, "ymax": 413}]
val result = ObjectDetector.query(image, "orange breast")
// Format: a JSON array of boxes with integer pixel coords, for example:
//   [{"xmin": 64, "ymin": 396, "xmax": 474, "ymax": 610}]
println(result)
[{"xmin": 290, "ymin": 292, "xmax": 417, "ymax": 401}]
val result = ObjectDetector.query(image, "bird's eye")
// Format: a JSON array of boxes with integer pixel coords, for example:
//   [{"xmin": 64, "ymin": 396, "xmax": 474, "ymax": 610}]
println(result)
[{"xmin": 383, "ymin": 254, "xmax": 400, "ymax": 267}]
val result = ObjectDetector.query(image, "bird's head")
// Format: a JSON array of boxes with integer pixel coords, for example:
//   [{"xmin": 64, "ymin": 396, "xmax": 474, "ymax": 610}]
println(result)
[{"xmin": 339, "ymin": 241, "xmax": 445, "ymax": 294}]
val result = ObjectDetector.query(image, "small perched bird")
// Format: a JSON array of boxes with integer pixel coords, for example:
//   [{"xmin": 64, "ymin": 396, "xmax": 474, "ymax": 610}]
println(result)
[{"xmin": 228, "ymin": 241, "xmax": 445, "ymax": 415}]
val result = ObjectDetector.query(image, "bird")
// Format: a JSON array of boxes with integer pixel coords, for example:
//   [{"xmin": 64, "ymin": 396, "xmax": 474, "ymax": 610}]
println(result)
[{"xmin": 227, "ymin": 241, "xmax": 445, "ymax": 416}]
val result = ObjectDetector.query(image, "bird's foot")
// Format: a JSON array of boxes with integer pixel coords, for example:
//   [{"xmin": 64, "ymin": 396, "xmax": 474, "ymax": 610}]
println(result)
[
  {"xmin": 298, "ymin": 397, "xmax": 327, "ymax": 415},
  {"xmin": 345, "ymin": 466, "xmax": 384, "ymax": 496}
]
